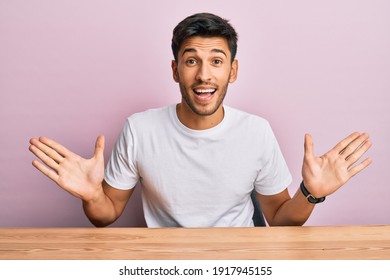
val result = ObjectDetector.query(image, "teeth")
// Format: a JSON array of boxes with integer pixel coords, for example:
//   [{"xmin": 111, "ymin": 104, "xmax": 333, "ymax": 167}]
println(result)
[{"xmin": 194, "ymin": 89, "xmax": 216, "ymax": 94}]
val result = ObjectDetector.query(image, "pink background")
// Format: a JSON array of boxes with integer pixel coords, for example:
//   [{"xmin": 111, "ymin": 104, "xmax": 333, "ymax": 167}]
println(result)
[{"xmin": 1, "ymin": 0, "xmax": 389, "ymax": 227}]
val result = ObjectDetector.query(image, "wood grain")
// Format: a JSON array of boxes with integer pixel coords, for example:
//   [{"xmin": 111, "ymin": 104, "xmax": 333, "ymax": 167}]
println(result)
[{"xmin": 1, "ymin": 225, "xmax": 389, "ymax": 259}]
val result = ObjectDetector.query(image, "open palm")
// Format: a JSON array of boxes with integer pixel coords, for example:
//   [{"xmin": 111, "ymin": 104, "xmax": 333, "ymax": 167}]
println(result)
[
  {"xmin": 29, "ymin": 135, "xmax": 105, "ymax": 202},
  {"xmin": 302, "ymin": 132, "xmax": 372, "ymax": 198}
]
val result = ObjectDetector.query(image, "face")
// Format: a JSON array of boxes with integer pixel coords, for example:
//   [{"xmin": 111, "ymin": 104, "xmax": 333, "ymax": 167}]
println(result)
[{"xmin": 172, "ymin": 36, "xmax": 238, "ymax": 117}]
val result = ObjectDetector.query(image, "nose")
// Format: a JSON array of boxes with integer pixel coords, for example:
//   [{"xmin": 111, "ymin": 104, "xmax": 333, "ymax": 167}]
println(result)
[{"xmin": 195, "ymin": 62, "xmax": 212, "ymax": 82}]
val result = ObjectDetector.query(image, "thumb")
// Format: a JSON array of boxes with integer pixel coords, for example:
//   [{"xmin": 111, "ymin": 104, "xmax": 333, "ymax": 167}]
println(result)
[
  {"xmin": 304, "ymin": 133, "xmax": 314, "ymax": 160},
  {"xmin": 93, "ymin": 135, "xmax": 105, "ymax": 158}
]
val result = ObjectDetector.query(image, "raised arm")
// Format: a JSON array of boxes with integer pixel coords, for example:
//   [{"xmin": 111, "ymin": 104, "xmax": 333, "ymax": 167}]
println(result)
[
  {"xmin": 29, "ymin": 135, "xmax": 133, "ymax": 226},
  {"xmin": 258, "ymin": 132, "xmax": 372, "ymax": 226}
]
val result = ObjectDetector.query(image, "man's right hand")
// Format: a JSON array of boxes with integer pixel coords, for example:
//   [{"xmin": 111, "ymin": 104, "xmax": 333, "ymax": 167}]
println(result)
[{"xmin": 29, "ymin": 135, "xmax": 106, "ymax": 202}]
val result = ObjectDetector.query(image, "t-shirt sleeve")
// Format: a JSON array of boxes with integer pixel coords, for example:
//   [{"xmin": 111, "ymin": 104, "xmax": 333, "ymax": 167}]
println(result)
[
  {"xmin": 254, "ymin": 122, "xmax": 292, "ymax": 195},
  {"xmin": 104, "ymin": 119, "xmax": 139, "ymax": 190}
]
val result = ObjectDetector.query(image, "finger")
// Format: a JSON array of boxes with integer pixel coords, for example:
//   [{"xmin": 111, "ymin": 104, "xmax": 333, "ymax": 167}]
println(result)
[
  {"xmin": 30, "ymin": 138, "xmax": 64, "ymax": 164},
  {"xmin": 346, "ymin": 139, "xmax": 372, "ymax": 166},
  {"xmin": 333, "ymin": 132, "xmax": 361, "ymax": 154},
  {"xmin": 93, "ymin": 135, "xmax": 105, "ymax": 159},
  {"xmin": 38, "ymin": 137, "xmax": 72, "ymax": 158},
  {"xmin": 29, "ymin": 143, "xmax": 60, "ymax": 171},
  {"xmin": 341, "ymin": 133, "xmax": 370, "ymax": 160},
  {"xmin": 304, "ymin": 133, "xmax": 314, "ymax": 159},
  {"xmin": 32, "ymin": 159, "xmax": 60, "ymax": 182},
  {"xmin": 348, "ymin": 157, "xmax": 373, "ymax": 177}
]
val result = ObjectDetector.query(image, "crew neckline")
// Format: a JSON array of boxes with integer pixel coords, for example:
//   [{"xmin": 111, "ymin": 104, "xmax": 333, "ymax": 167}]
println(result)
[{"xmin": 169, "ymin": 104, "xmax": 229, "ymax": 136}]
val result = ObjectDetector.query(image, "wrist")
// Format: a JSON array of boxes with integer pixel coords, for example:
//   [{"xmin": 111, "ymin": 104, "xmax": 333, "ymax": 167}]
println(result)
[
  {"xmin": 300, "ymin": 181, "xmax": 326, "ymax": 204},
  {"xmin": 83, "ymin": 184, "xmax": 105, "ymax": 205}
]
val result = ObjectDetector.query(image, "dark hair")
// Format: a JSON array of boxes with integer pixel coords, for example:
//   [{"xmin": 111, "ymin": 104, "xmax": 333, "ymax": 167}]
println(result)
[{"xmin": 171, "ymin": 13, "xmax": 238, "ymax": 63}]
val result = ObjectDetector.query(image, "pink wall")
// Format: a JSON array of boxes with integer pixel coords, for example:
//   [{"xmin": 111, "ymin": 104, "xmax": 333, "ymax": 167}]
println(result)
[{"xmin": 1, "ymin": 0, "xmax": 389, "ymax": 227}]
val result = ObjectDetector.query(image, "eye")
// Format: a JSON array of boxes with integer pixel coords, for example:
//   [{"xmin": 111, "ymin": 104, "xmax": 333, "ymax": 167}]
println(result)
[
  {"xmin": 212, "ymin": 59, "xmax": 223, "ymax": 65},
  {"xmin": 186, "ymin": 59, "xmax": 197, "ymax": 65}
]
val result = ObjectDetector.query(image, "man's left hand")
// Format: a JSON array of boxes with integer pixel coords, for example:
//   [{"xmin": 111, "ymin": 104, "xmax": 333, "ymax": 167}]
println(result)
[{"xmin": 301, "ymin": 132, "xmax": 372, "ymax": 198}]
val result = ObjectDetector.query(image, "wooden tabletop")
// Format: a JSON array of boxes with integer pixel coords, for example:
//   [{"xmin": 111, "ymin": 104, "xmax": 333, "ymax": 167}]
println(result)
[{"xmin": 1, "ymin": 225, "xmax": 389, "ymax": 260}]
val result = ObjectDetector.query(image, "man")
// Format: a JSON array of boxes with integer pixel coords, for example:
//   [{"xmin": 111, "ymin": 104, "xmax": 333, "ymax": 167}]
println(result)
[{"xmin": 29, "ymin": 13, "xmax": 372, "ymax": 227}]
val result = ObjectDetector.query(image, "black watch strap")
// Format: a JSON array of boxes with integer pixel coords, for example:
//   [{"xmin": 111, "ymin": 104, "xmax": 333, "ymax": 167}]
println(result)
[{"xmin": 300, "ymin": 181, "xmax": 326, "ymax": 204}]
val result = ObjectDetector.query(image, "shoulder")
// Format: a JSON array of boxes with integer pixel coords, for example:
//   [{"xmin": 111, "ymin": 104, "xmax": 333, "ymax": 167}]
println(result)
[
  {"xmin": 122, "ymin": 105, "xmax": 172, "ymax": 131},
  {"xmin": 225, "ymin": 106, "xmax": 271, "ymax": 131},
  {"xmin": 120, "ymin": 105, "xmax": 175, "ymax": 138}
]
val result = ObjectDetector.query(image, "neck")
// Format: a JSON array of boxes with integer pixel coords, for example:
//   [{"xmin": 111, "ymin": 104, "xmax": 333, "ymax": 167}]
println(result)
[{"xmin": 176, "ymin": 103, "xmax": 224, "ymax": 130}]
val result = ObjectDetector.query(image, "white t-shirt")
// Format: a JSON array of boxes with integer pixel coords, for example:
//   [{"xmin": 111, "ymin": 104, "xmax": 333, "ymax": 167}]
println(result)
[{"xmin": 105, "ymin": 104, "xmax": 292, "ymax": 227}]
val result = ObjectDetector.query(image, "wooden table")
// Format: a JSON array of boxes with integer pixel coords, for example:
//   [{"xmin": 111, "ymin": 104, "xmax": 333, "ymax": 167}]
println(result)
[{"xmin": 1, "ymin": 225, "xmax": 389, "ymax": 259}]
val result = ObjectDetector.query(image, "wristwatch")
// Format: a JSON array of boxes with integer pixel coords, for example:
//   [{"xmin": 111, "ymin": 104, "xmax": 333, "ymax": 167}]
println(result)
[{"xmin": 300, "ymin": 181, "xmax": 326, "ymax": 204}]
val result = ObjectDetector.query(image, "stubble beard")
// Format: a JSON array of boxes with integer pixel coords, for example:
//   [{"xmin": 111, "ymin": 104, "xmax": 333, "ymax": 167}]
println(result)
[{"xmin": 179, "ymin": 82, "xmax": 229, "ymax": 116}]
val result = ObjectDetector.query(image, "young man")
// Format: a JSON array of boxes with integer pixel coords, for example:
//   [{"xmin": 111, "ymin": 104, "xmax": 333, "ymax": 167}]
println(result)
[{"xmin": 29, "ymin": 13, "xmax": 372, "ymax": 227}]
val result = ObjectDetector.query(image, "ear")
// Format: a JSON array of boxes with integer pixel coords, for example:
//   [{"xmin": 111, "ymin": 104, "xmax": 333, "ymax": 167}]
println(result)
[
  {"xmin": 229, "ymin": 59, "xmax": 238, "ymax": 83},
  {"xmin": 171, "ymin": 60, "xmax": 179, "ymax": 83}
]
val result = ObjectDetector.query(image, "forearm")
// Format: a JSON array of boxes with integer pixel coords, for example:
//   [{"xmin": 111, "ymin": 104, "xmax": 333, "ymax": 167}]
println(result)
[
  {"xmin": 269, "ymin": 188, "xmax": 315, "ymax": 226},
  {"xmin": 82, "ymin": 188, "xmax": 118, "ymax": 227}
]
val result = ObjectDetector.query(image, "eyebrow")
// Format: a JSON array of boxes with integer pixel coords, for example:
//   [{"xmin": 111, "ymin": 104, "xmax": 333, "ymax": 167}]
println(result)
[{"xmin": 182, "ymin": 48, "xmax": 227, "ymax": 57}]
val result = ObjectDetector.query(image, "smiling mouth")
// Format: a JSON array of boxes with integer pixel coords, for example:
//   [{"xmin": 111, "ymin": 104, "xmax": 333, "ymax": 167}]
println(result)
[
  {"xmin": 192, "ymin": 88, "xmax": 216, "ymax": 102},
  {"xmin": 193, "ymin": 88, "xmax": 217, "ymax": 95}
]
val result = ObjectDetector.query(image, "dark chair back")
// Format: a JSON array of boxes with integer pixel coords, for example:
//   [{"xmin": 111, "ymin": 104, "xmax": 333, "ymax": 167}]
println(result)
[{"xmin": 251, "ymin": 189, "xmax": 266, "ymax": 226}]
